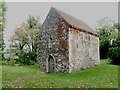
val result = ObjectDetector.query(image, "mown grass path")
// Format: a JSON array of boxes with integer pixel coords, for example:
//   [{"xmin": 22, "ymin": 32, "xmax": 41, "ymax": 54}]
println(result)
[{"xmin": 2, "ymin": 59, "xmax": 118, "ymax": 88}]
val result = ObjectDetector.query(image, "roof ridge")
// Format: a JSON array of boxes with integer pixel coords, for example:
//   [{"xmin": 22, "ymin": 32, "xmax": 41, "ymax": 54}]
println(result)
[{"xmin": 50, "ymin": 7, "xmax": 99, "ymax": 36}]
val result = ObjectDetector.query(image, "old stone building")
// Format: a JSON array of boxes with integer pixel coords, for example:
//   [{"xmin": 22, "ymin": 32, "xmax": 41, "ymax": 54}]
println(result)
[{"xmin": 37, "ymin": 7, "xmax": 100, "ymax": 73}]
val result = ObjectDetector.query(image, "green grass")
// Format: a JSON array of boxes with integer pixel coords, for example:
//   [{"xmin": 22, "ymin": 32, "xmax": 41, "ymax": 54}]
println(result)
[{"xmin": 2, "ymin": 59, "xmax": 118, "ymax": 88}]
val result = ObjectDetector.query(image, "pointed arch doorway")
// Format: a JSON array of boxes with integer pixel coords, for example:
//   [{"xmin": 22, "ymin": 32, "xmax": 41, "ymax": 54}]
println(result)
[{"xmin": 46, "ymin": 54, "xmax": 55, "ymax": 73}]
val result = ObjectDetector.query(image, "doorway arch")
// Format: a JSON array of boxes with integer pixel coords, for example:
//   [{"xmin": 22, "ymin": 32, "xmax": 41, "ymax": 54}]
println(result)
[{"xmin": 47, "ymin": 54, "xmax": 55, "ymax": 73}]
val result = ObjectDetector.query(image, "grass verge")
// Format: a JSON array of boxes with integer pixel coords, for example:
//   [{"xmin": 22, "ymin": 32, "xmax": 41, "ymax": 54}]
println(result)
[{"xmin": 2, "ymin": 59, "xmax": 118, "ymax": 88}]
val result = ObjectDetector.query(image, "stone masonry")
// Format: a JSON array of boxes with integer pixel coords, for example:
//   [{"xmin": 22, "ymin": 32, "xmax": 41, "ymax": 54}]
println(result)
[{"xmin": 37, "ymin": 7, "xmax": 100, "ymax": 73}]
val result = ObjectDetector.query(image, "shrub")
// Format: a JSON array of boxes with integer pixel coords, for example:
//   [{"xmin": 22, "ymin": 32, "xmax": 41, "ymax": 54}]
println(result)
[
  {"xmin": 8, "ymin": 59, "xmax": 16, "ymax": 66},
  {"xmin": 2, "ymin": 60, "xmax": 9, "ymax": 65},
  {"xmin": 2, "ymin": 59, "xmax": 16, "ymax": 66},
  {"xmin": 18, "ymin": 51, "xmax": 35, "ymax": 65},
  {"xmin": 108, "ymin": 47, "xmax": 120, "ymax": 65}
]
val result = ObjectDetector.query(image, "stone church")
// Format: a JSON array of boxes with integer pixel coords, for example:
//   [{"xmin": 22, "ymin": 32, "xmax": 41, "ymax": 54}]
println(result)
[{"xmin": 37, "ymin": 7, "xmax": 100, "ymax": 73}]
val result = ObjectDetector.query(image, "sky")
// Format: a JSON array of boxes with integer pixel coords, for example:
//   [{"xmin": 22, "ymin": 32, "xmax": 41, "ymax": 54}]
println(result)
[{"xmin": 4, "ymin": 2, "xmax": 118, "ymax": 48}]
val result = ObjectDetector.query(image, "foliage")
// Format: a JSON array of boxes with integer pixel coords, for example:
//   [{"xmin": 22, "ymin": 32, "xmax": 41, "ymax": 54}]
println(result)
[
  {"xmin": 108, "ymin": 47, "xmax": 120, "ymax": 65},
  {"xmin": 26, "ymin": 15, "xmax": 40, "ymax": 62},
  {"xmin": 10, "ymin": 15, "xmax": 40, "ymax": 65},
  {"xmin": 2, "ymin": 60, "xmax": 8, "ymax": 65},
  {"xmin": 18, "ymin": 51, "xmax": 34, "ymax": 65},
  {"xmin": 0, "ymin": 0, "xmax": 6, "ymax": 28},
  {"xmin": 2, "ymin": 60, "xmax": 118, "ymax": 88},
  {"xmin": 97, "ymin": 17, "xmax": 119, "ymax": 59},
  {"xmin": 0, "ymin": 0, "xmax": 6, "ymax": 60},
  {"xmin": 8, "ymin": 59, "xmax": 16, "ymax": 66},
  {"xmin": 113, "ymin": 23, "xmax": 120, "ymax": 47},
  {"xmin": 2, "ymin": 59, "xmax": 16, "ymax": 66},
  {"xmin": 11, "ymin": 23, "xmax": 29, "ymax": 51}
]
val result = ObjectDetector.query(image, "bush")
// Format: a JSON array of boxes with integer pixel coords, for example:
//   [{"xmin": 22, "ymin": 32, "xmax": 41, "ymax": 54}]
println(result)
[
  {"xmin": 2, "ymin": 59, "xmax": 16, "ymax": 66},
  {"xmin": 18, "ymin": 51, "xmax": 35, "ymax": 65},
  {"xmin": 2, "ymin": 60, "xmax": 9, "ymax": 65},
  {"xmin": 8, "ymin": 59, "xmax": 16, "ymax": 66},
  {"xmin": 108, "ymin": 47, "xmax": 120, "ymax": 65}
]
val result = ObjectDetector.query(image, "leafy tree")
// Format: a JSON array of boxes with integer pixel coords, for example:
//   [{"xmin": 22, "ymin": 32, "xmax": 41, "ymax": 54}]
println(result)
[
  {"xmin": 10, "ymin": 15, "xmax": 40, "ymax": 64},
  {"xmin": 108, "ymin": 47, "xmax": 120, "ymax": 65},
  {"xmin": 26, "ymin": 15, "xmax": 40, "ymax": 53},
  {"xmin": 107, "ymin": 23, "xmax": 120, "ymax": 65},
  {"xmin": 0, "ymin": 0, "xmax": 6, "ymax": 60},
  {"xmin": 10, "ymin": 22, "xmax": 30, "ymax": 51},
  {"xmin": 113, "ymin": 23, "xmax": 120, "ymax": 47},
  {"xmin": 96, "ymin": 17, "xmax": 118, "ymax": 59}
]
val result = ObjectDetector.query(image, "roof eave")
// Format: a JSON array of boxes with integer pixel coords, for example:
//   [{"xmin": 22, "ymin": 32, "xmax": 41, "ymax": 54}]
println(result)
[{"xmin": 69, "ymin": 24, "xmax": 99, "ymax": 37}]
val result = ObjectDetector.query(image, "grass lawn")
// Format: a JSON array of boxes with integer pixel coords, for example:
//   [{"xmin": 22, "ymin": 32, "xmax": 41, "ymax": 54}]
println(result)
[{"xmin": 2, "ymin": 59, "xmax": 118, "ymax": 88}]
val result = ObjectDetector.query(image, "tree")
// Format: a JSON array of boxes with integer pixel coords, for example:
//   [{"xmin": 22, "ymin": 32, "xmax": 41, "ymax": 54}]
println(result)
[
  {"xmin": 26, "ymin": 15, "xmax": 40, "ymax": 53},
  {"xmin": 10, "ymin": 15, "xmax": 40, "ymax": 64},
  {"xmin": 96, "ymin": 17, "xmax": 118, "ymax": 59},
  {"xmin": 108, "ymin": 47, "xmax": 120, "ymax": 65},
  {"xmin": 25, "ymin": 16, "xmax": 40, "ymax": 62},
  {"xmin": 107, "ymin": 23, "xmax": 120, "ymax": 65},
  {"xmin": 10, "ymin": 22, "xmax": 30, "ymax": 51},
  {"xmin": 0, "ymin": 0, "xmax": 6, "ymax": 60},
  {"xmin": 113, "ymin": 23, "xmax": 120, "ymax": 47}
]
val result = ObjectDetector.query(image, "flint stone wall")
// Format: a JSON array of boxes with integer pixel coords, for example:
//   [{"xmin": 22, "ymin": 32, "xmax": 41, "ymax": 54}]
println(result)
[
  {"xmin": 37, "ymin": 8, "xmax": 69, "ymax": 73},
  {"xmin": 69, "ymin": 28, "xmax": 100, "ymax": 73},
  {"xmin": 37, "ymin": 8, "xmax": 100, "ymax": 73}
]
